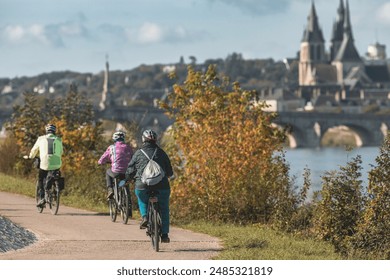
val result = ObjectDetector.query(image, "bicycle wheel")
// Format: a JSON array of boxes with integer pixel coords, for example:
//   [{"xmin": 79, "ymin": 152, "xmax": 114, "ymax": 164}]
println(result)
[
  {"xmin": 119, "ymin": 187, "xmax": 129, "ymax": 224},
  {"xmin": 151, "ymin": 205, "xmax": 160, "ymax": 252},
  {"xmin": 108, "ymin": 199, "xmax": 117, "ymax": 222},
  {"xmin": 35, "ymin": 183, "xmax": 43, "ymax": 213},
  {"xmin": 49, "ymin": 183, "xmax": 60, "ymax": 215}
]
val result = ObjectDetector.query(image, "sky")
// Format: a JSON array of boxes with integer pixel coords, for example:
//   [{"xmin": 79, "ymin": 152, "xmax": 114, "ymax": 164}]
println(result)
[{"xmin": 1, "ymin": 0, "xmax": 390, "ymax": 78}]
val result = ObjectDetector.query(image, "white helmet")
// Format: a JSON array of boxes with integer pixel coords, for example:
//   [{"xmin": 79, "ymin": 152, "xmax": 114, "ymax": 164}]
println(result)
[
  {"xmin": 142, "ymin": 129, "xmax": 157, "ymax": 143},
  {"xmin": 45, "ymin": 124, "xmax": 56, "ymax": 134},
  {"xmin": 112, "ymin": 131, "xmax": 125, "ymax": 141}
]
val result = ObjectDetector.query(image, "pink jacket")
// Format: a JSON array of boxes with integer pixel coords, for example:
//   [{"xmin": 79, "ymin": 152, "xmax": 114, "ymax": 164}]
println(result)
[{"xmin": 98, "ymin": 141, "xmax": 133, "ymax": 173}]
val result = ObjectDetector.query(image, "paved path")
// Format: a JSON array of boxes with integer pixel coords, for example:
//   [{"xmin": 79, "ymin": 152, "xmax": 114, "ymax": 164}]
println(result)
[{"xmin": 0, "ymin": 191, "xmax": 222, "ymax": 260}]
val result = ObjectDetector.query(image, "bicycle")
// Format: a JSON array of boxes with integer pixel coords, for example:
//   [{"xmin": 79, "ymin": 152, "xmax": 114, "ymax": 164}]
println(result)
[
  {"xmin": 109, "ymin": 177, "xmax": 132, "ymax": 224},
  {"xmin": 36, "ymin": 169, "xmax": 64, "ymax": 215},
  {"xmin": 24, "ymin": 156, "xmax": 64, "ymax": 215},
  {"xmin": 145, "ymin": 189, "xmax": 162, "ymax": 252}
]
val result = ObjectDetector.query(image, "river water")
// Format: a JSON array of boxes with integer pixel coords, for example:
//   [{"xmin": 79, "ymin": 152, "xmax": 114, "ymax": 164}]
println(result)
[{"xmin": 284, "ymin": 146, "xmax": 381, "ymax": 197}]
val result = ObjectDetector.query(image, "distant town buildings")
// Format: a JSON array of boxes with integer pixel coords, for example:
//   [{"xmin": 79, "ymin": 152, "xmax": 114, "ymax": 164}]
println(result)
[{"xmin": 297, "ymin": 0, "xmax": 390, "ymax": 111}]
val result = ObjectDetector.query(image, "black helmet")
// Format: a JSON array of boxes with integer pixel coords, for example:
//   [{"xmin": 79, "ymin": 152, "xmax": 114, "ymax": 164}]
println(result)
[
  {"xmin": 142, "ymin": 129, "xmax": 157, "ymax": 143},
  {"xmin": 112, "ymin": 131, "xmax": 125, "ymax": 142},
  {"xmin": 45, "ymin": 124, "xmax": 56, "ymax": 134}
]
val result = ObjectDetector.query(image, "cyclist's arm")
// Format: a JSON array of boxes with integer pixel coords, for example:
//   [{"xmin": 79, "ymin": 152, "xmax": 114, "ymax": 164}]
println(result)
[
  {"xmin": 125, "ymin": 153, "xmax": 137, "ymax": 181},
  {"xmin": 163, "ymin": 151, "xmax": 173, "ymax": 178},
  {"xmin": 29, "ymin": 138, "xmax": 40, "ymax": 159},
  {"xmin": 98, "ymin": 147, "xmax": 111, "ymax": 165}
]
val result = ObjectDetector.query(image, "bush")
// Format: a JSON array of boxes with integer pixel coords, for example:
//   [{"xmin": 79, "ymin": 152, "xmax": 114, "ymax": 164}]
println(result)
[
  {"xmin": 312, "ymin": 155, "xmax": 365, "ymax": 255},
  {"xmin": 161, "ymin": 65, "xmax": 287, "ymax": 223},
  {"xmin": 349, "ymin": 134, "xmax": 390, "ymax": 259}
]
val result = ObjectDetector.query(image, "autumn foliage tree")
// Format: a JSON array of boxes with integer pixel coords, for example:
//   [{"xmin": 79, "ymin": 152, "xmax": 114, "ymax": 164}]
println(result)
[
  {"xmin": 349, "ymin": 134, "xmax": 390, "ymax": 259},
  {"xmin": 160, "ymin": 65, "xmax": 287, "ymax": 223}
]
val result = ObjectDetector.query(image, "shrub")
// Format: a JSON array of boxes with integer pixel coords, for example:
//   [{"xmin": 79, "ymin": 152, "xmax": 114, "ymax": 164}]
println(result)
[
  {"xmin": 349, "ymin": 134, "xmax": 390, "ymax": 259},
  {"xmin": 161, "ymin": 65, "xmax": 287, "ymax": 223},
  {"xmin": 312, "ymin": 155, "xmax": 365, "ymax": 254}
]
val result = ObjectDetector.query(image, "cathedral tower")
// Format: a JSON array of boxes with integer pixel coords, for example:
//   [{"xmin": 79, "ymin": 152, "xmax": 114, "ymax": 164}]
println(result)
[
  {"xmin": 299, "ymin": 1, "xmax": 327, "ymax": 85},
  {"xmin": 332, "ymin": 0, "xmax": 363, "ymax": 83}
]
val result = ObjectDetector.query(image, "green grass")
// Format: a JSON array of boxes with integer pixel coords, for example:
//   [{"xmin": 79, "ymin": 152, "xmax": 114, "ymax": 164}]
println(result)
[
  {"xmin": 0, "ymin": 172, "xmax": 341, "ymax": 260},
  {"xmin": 183, "ymin": 221, "xmax": 341, "ymax": 260}
]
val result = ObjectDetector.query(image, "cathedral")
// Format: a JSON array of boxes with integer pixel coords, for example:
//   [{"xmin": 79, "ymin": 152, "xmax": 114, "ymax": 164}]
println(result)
[{"xmin": 298, "ymin": 0, "xmax": 390, "ymax": 100}]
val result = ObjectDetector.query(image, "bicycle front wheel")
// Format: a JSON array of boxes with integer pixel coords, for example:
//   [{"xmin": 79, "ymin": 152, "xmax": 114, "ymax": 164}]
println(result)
[
  {"xmin": 119, "ymin": 187, "xmax": 130, "ymax": 224},
  {"xmin": 49, "ymin": 184, "xmax": 60, "ymax": 215}
]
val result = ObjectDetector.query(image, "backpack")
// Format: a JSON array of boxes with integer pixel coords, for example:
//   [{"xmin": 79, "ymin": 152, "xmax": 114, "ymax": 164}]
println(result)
[{"xmin": 140, "ymin": 148, "xmax": 165, "ymax": 186}]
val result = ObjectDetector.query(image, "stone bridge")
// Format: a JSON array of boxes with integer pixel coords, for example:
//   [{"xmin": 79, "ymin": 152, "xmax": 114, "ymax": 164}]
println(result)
[
  {"xmin": 98, "ymin": 107, "xmax": 389, "ymax": 148},
  {"xmin": 274, "ymin": 112, "xmax": 390, "ymax": 148},
  {"xmin": 96, "ymin": 106, "xmax": 174, "ymax": 135},
  {"xmin": 2, "ymin": 106, "xmax": 389, "ymax": 148}
]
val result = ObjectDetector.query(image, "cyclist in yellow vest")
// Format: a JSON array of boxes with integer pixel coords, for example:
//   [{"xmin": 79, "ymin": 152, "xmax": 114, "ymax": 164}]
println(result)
[{"xmin": 29, "ymin": 124, "xmax": 63, "ymax": 206}]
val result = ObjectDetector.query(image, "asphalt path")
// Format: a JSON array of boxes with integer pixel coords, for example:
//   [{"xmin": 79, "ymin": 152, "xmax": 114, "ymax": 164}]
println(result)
[{"xmin": 0, "ymin": 191, "xmax": 222, "ymax": 260}]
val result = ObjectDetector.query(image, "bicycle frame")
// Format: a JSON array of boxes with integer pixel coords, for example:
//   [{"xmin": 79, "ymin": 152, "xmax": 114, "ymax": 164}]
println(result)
[{"xmin": 108, "ymin": 178, "xmax": 131, "ymax": 224}]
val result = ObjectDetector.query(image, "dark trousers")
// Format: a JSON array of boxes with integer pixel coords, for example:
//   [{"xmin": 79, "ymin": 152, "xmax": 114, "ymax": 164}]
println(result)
[
  {"xmin": 106, "ymin": 169, "xmax": 121, "ymax": 189},
  {"xmin": 37, "ymin": 169, "xmax": 59, "ymax": 199}
]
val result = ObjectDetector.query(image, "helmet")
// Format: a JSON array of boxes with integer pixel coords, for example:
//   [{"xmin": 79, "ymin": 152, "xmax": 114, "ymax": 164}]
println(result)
[
  {"xmin": 142, "ymin": 129, "xmax": 157, "ymax": 143},
  {"xmin": 112, "ymin": 131, "xmax": 125, "ymax": 142},
  {"xmin": 45, "ymin": 124, "xmax": 56, "ymax": 134}
]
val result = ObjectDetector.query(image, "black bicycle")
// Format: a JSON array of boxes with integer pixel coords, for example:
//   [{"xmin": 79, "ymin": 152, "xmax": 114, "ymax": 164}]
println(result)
[
  {"xmin": 35, "ymin": 169, "xmax": 64, "ymax": 215},
  {"xmin": 24, "ymin": 156, "xmax": 64, "ymax": 215},
  {"xmin": 109, "ymin": 178, "xmax": 132, "ymax": 224},
  {"xmin": 145, "ymin": 190, "xmax": 162, "ymax": 252}
]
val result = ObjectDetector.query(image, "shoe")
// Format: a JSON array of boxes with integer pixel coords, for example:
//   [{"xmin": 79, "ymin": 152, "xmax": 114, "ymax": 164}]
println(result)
[
  {"xmin": 106, "ymin": 188, "xmax": 114, "ymax": 199},
  {"xmin": 140, "ymin": 216, "xmax": 148, "ymax": 229},
  {"xmin": 161, "ymin": 234, "xmax": 170, "ymax": 243},
  {"xmin": 37, "ymin": 198, "xmax": 45, "ymax": 207}
]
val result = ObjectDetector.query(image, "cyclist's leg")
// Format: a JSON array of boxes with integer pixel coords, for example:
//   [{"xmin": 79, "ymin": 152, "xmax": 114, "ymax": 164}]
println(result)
[
  {"xmin": 135, "ymin": 188, "xmax": 148, "ymax": 227},
  {"xmin": 157, "ymin": 188, "xmax": 171, "ymax": 235},
  {"xmin": 106, "ymin": 169, "xmax": 116, "ymax": 198},
  {"xmin": 37, "ymin": 169, "xmax": 48, "ymax": 203}
]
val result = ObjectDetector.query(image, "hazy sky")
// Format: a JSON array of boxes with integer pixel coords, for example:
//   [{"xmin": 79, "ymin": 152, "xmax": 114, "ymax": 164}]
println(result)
[{"xmin": 1, "ymin": 0, "xmax": 390, "ymax": 78}]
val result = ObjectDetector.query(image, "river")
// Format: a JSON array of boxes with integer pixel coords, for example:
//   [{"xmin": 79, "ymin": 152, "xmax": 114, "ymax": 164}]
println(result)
[{"xmin": 284, "ymin": 146, "xmax": 381, "ymax": 197}]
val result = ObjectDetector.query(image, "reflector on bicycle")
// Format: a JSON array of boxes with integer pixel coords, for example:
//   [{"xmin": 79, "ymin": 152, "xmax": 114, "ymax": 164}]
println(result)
[{"xmin": 149, "ymin": 197, "xmax": 158, "ymax": 203}]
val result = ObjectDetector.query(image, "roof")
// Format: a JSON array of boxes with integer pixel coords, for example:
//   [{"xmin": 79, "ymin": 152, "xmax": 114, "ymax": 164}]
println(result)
[
  {"xmin": 301, "ymin": 2, "xmax": 325, "ymax": 43},
  {"xmin": 313, "ymin": 64, "xmax": 338, "ymax": 84},
  {"xmin": 365, "ymin": 65, "xmax": 390, "ymax": 82}
]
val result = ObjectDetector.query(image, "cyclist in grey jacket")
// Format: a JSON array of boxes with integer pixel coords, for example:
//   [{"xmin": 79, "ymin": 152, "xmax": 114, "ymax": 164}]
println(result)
[{"xmin": 125, "ymin": 129, "xmax": 173, "ymax": 243}]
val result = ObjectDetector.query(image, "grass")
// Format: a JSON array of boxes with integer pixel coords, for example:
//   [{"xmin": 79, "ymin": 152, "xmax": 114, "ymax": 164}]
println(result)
[
  {"xmin": 0, "ymin": 172, "xmax": 341, "ymax": 260},
  {"xmin": 183, "ymin": 221, "xmax": 341, "ymax": 260}
]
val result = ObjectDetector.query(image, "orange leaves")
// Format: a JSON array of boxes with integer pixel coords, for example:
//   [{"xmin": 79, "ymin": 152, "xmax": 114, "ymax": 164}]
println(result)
[{"xmin": 162, "ymin": 65, "xmax": 286, "ymax": 222}]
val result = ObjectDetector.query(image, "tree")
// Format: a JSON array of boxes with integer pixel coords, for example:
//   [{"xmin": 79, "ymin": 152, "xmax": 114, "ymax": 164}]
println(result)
[
  {"xmin": 350, "ymin": 134, "xmax": 390, "ymax": 259},
  {"xmin": 160, "ymin": 65, "xmax": 286, "ymax": 223}
]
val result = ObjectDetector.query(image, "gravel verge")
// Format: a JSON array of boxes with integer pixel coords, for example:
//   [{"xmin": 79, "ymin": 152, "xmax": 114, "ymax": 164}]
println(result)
[{"xmin": 0, "ymin": 215, "xmax": 37, "ymax": 253}]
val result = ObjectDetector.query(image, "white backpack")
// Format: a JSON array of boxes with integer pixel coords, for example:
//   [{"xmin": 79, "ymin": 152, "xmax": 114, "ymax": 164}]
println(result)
[{"xmin": 140, "ymin": 148, "xmax": 165, "ymax": 186}]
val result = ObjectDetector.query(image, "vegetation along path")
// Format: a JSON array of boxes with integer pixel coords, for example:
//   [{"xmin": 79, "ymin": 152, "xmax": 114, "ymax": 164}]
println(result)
[{"xmin": 0, "ymin": 191, "xmax": 221, "ymax": 260}]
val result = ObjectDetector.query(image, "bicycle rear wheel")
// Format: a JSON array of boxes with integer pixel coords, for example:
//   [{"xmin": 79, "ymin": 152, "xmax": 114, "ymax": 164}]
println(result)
[
  {"xmin": 151, "ymin": 206, "xmax": 160, "ymax": 252},
  {"xmin": 119, "ymin": 187, "xmax": 130, "ymax": 224},
  {"xmin": 108, "ymin": 199, "xmax": 117, "ymax": 222},
  {"xmin": 49, "ymin": 184, "xmax": 60, "ymax": 215},
  {"xmin": 35, "ymin": 183, "xmax": 43, "ymax": 213}
]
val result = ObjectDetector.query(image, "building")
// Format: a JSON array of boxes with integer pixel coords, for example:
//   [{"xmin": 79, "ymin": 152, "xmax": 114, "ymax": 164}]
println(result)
[{"xmin": 298, "ymin": 0, "xmax": 390, "ymax": 107}]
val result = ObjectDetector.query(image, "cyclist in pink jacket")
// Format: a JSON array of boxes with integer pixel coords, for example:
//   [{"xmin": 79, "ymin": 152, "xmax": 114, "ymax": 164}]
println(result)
[{"xmin": 98, "ymin": 131, "xmax": 133, "ymax": 198}]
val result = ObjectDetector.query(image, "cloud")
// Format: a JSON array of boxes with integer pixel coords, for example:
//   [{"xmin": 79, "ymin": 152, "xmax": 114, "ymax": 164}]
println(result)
[
  {"xmin": 208, "ymin": 0, "xmax": 291, "ymax": 16},
  {"xmin": 0, "ymin": 14, "xmax": 89, "ymax": 48},
  {"xmin": 125, "ymin": 22, "xmax": 205, "ymax": 45},
  {"xmin": 376, "ymin": 2, "xmax": 390, "ymax": 24}
]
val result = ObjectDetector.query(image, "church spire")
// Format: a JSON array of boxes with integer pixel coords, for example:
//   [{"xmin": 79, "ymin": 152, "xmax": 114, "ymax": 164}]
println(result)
[
  {"xmin": 334, "ymin": 0, "xmax": 361, "ymax": 62},
  {"xmin": 99, "ymin": 54, "xmax": 112, "ymax": 111},
  {"xmin": 330, "ymin": 0, "xmax": 345, "ymax": 60},
  {"xmin": 301, "ymin": 1, "xmax": 325, "ymax": 44},
  {"xmin": 343, "ymin": 0, "xmax": 353, "ymax": 40}
]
